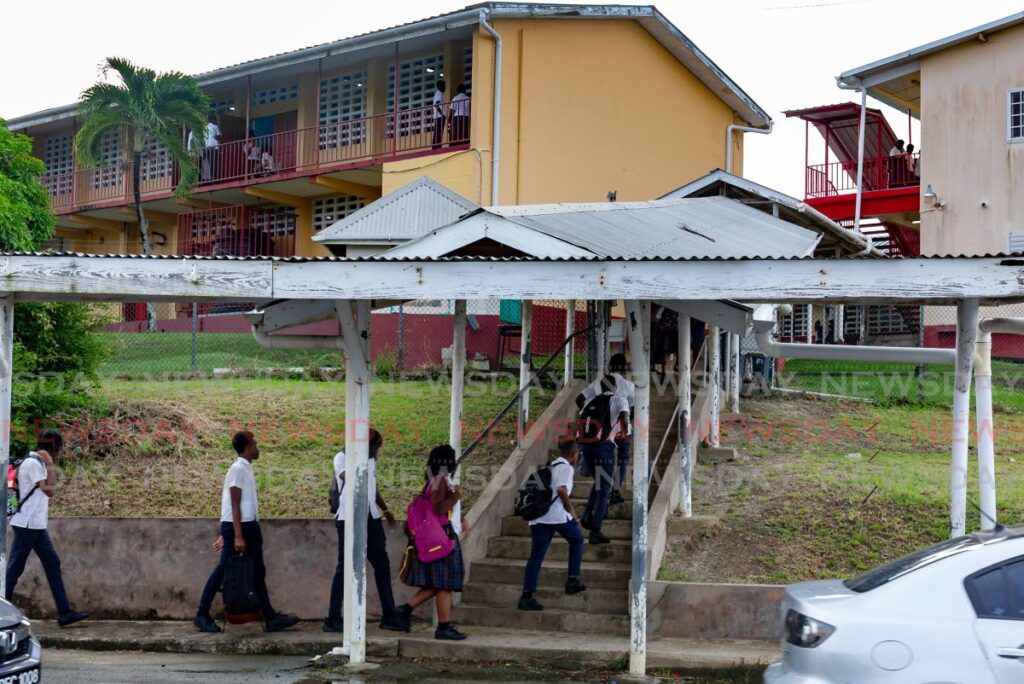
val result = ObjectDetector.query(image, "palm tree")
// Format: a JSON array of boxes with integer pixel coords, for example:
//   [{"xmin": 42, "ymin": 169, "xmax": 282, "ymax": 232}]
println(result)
[{"xmin": 75, "ymin": 57, "xmax": 209, "ymax": 331}]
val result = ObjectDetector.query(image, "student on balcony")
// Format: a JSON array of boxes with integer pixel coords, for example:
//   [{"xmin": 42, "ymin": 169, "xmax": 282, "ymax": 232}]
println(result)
[
  {"xmin": 432, "ymin": 79, "xmax": 447, "ymax": 149},
  {"xmin": 450, "ymin": 84, "xmax": 470, "ymax": 143}
]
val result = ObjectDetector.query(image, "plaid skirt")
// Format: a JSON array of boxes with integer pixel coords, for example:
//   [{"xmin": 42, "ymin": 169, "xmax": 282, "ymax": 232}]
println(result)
[{"xmin": 403, "ymin": 533, "xmax": 464, "ymax": 592}]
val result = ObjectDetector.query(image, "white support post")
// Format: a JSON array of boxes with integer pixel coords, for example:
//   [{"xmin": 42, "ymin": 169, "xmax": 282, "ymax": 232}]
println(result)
[
  {"xmin": 950, "ymin": 299, "xmax": 979, "ymax": 538},
  {"xmin": 624, "ymin": 300, "xmax": 650, "ymax": 678},
  {"xmin": 341, "ymin": 302, "xmax": 355, "ymax": 648},
  {"xmin": 975, "ymin": 330, "xmax": 996, "ymax": 531},
  {"xmin": 564, "ymin": 299, "xmax": 576, "ymax": 386},
  {"xmin": 518, "ymin": 300, "xmax": 533, "ymax": 445},
  {"xmin": 836, "ymin": 304, "xmax": 846, "ymax": 343},
  {"xmin": 724, "ymin": 333, "xmax": 732, "ymax": 401},
  {"xmin": 450, "ymin": 300, "xmax": 467, "ymax": 534},
  {"xmin": 729, "ymin": 332, "xmax": 741, "ymax": 414},
  {"xmin": 603, "ymin": 301, "xmax": 612, "ymax": 373},
  {"xmin": 806, "ymin": 304, "xmax": 813, "ymax": 343},
  {"xmin": 337, "ymin": 300, "xmax": 372, "ymax": 664},
  {"xmin": 709, "ymin": 325, "xmax": 721, "ymax": 447},
  {"xmin": 596, "ymin": 301, "xmax": 608, "ymax": 377},
  {"xmin": 0, "ymin": 296, "xmax": 13, "ymax": 597},
  {"xmin": 678, "ymin": 314, "xmax": 693, "ymax": 516}
]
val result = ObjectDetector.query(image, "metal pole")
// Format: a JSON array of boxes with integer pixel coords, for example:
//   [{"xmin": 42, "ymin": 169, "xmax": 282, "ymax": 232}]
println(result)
[
  {"xmin": 853, "ymin": 85, "xmax": 868, "ymax": 234},
  {"xmin": 624, "ymin": 300, "xmax": 650, "ymax": 678},
  {"xmin": 191, "ymin": 302, "xmax": 198, "ymax": 377},
  {"xmin": 709, "ymin": 325, "xmax": 721, "ymax": 447},
  {"xmin": 563, "ymin": 299, "xmax": 576, "ymax": 385},
  {"xmin": 730, "ymin": 332, "xmax": 741, "ymax": 414},
  {"xmin": 806, "ymin": 304, "xmax": 814, "ymax": 344},
  {"xmin": 724, "ymin": 333, "xmax": 732, "ymax": 401},
  {"xmin": 585, "ymin": 301, "xmax": 597, "ymax": 380},
  {"xmin": 397, "ymin": 303, "xmax": 405, "ymax": 372},
  {"xmin": 450, "ymin": 300, "xmax": 467, "ymax": 534},
  {"xmin": 340, "ymin": 301, "xmax": 356, "ymax": 649},
  {"xmin": 596, "ymin": 301, "xmax": 607, "ymax": 377},
  {"xmin": 975, "ymin": 330, "xmax": 996, "ymax": 531},
  {"xmin": 518, "ymin": 300, "xmax": 533, "ymax": 444},
  {"xmin": 0, "ymin": 296, "xmax": 14, "ymax": 597},
  {"xmin": 603, "ymin": 301, "xmax": 612, "ymax": 374},
  {"xmin": 916, "ymin": 305, "xmax": 925, "ymax": 403},
  {"xmin": 678, "ymin": 314, "xmax": 692, "ymax": 516},
  {"xmin": 950, "ymin": 299, "xmax": 979, "ymax": 537}
]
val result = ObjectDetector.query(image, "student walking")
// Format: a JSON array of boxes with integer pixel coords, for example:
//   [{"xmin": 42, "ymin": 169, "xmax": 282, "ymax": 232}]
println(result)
[
  {"xmin": 518, "ymin": 438, "xmax": 586, "ymax": 611},
  {"xmin": 194, "ymin": 430, "xmax": 299, "ymax": 633},
  {"xmin": 578, "ymin": 353, "xmax": 634, "ymax": 506},
  {"xmin": 324, "ymin": 428, "xmax": 406, "ymax": 633},
  {"xmin": 576, "ymin": 378, "xmax": 630, "ymax": 545},
  {"xmin": 393, "ymin": 445, "xmax": 467, "ymax": 641},
  {"xmin": 5, "ymin": 430, "xmax": 88, "ymax": 627}
]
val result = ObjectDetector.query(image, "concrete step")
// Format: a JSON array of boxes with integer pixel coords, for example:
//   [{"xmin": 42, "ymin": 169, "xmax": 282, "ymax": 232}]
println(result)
[
  {"xmin": 698, "ymin": 446, "xmax": 739, "ymax": 464},
  {"xmin": 501, "ymin": 516, "xmax": 634, "ymax": 540},
  {"xmin": 572, "ymin": 479, "xmax": 633, "ymax": 498},
  {"xmin": 572, "ymin": 499, "xmax": 633, "ymax": 520},
  {"xmin": 462, "ymin": 582, "xmax": 628, "ymax": 615},
  {"xmin": 453, "ymin": 603, "xmax": 630, "ymax": 635},
  {"xmin": 469, "ymin": 558, "xmax": 630, "ymax": 590},
  {"xmin": 487, "ymin": 536, "xmax": 632, "ymax": 564}
]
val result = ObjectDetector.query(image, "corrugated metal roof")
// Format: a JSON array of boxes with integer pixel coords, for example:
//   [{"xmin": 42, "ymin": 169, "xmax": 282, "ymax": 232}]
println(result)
[
  {"xmin": 314, "ymin": 177, "xmax": 478, "ymax": 244},
  {"xmin": 382, "ymin": 196, "xmax": 823, "ymax": 260}
]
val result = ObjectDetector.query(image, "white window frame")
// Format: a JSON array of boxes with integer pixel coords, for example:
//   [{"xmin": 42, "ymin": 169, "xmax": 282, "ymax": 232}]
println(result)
[{"xmin": 1009, "ymin": 88, "xmax": 1024, "ymax": 143}]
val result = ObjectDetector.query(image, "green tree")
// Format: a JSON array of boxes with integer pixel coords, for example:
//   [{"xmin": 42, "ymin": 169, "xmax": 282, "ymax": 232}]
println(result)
[
  {"xmin": 0, "ymin": 120, "xmax": 55, "ymax": 250},
  {"xmin": 75, "ymin": 57, "xmax": 209, "ymax": 330}
]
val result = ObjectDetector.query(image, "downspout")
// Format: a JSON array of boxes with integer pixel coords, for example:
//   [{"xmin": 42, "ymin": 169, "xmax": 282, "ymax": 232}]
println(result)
[
  {"xmin": 838, "ymin": 78, "xmax": 868, "ymax": 236},
  {"xmin": 725, "ymin": 121, "xmax": 773, "ymax": 175},
  {"xmin": 753, "ymin": 305, "xmax": 955, "ymax": 365},
  {"xmin": 480, "ymin": 12, "xmax": 502, "ymax": 206}
]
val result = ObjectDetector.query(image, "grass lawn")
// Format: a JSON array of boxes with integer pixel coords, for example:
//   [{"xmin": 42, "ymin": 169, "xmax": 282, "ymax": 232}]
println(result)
[
  {"xmin": 660, "ymin": 392, "xmax": 1024, "ymax": 584},
  {"xmin": 49, "ymin": 377, "xmax": 553, "ymax": 519},
  {"xmin": 97, "ymin": 333, "xmax": 345, "ymax": 377}
]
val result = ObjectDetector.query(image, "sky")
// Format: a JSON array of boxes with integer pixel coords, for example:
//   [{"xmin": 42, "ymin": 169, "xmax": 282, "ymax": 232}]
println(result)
[{"xmin": 2, "ymin": 0, "xmax": 1022, "ymax": 197}]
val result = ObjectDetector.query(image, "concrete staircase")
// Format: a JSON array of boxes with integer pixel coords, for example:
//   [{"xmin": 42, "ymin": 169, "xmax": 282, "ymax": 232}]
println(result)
[{"xmin": 454, "ymin": 384, "xmax": 680, "ymax": 637}]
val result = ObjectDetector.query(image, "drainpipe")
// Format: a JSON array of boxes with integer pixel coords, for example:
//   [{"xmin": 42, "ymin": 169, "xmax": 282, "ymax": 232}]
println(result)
[
  {"xmin": 479, "ymin": 12, "xmax": 502, "ymax": 206},
  {"xmin": 837, "ymin": 78, "xmax": 869, "ymax": 236},
  {"xmin": 752, "ymin": 305, "xmax": 955, "ymax": 364},
  {"xmin": 974, "ymin": 318, "xmax": 1024, "ymax": 530},
  {"xmin": 725, "ymin": 121, "xmax": 773, "ymax": 175}
]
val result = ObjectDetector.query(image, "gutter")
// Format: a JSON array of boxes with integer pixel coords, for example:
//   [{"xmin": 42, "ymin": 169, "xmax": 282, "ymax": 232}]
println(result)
[
  {"xmin": 724, "ymin": 122, "xmax": 773, "ymax": 176},
  {"xmin": 752, "ymin": 305, "xmax": 955, "ymax": 364},
  {"xmin": 479, "ymin": 11, "xmax": 503, "ymax": 206}
]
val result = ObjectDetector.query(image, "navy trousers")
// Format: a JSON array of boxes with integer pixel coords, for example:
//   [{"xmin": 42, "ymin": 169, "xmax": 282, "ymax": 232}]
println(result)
[
  {"xmin": 197, "ymin": 521, "xmax": 275, "ymax": 619},
  {"xmin": 581, "ymin": 440, "xmax": 616, "ymax": 532},
  {"xmin": 6, "ymin": 526, "xmax": 71, "ymax": 617},
  {"xmin": 328, "ymin": 516, "xmax": 396, "ymax": 620},
  {"xmin": 522, "ymin": 521, "xmax": 584, "ymax": 592},
  {"xmin": 614, "ymin": 436, "xmax": 631, "ymax": 491}
]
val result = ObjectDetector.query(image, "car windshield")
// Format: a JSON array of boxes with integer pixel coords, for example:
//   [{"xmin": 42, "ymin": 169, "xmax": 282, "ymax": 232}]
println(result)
[{"xmin": 845, "ymin": 536, "xmax": 981, "ymax": 593}]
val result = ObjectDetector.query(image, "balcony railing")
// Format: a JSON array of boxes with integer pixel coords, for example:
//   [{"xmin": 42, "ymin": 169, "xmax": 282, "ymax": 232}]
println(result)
[
  {"xmin": 41, "ymin": 99, "xmax": 471, "ymax": 211},
  {"xmin": 806, "ymin": 152, "xmax": 920, "ymax": 199}
]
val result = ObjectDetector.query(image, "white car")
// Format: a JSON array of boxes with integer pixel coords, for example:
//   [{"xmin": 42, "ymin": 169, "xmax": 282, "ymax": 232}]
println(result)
[{"xmin": 765, "ymin": 525, "xmax": 1024, "ymax": 683}]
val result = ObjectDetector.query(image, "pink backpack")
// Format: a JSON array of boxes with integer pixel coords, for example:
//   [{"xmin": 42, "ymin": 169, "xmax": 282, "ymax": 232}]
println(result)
[{"xmin": 406, "ymin": 478, "xmax": 455, "ymax": 563}]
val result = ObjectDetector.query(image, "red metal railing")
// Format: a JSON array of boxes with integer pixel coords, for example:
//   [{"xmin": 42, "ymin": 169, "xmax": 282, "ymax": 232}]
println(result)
[
  {"xmin": 805, "ymin": 152, "xmax": 920, "ymax": 198},
  {"xmin": 177, "ymin": 204, "xmax": 296, "ymax": 258},
  {"xmin": 43, "ymin": 99, "xmax": 473, "ymax": 212}
]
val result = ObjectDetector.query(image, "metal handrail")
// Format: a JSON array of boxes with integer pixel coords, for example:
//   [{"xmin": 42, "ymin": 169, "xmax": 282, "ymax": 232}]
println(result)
[
  {"xmin": 647, "ymin": 336, "xmax": 708, "ymax": 481},
  {"xmin": 457, "ymin": 324, "xmax": 596, "ymax": 466}
]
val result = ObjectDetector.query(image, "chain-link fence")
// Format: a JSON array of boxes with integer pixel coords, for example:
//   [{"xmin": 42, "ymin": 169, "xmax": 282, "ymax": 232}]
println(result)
[{"xmin": 99, "ymin": 299, "xmax": 593, "ymax": 381}]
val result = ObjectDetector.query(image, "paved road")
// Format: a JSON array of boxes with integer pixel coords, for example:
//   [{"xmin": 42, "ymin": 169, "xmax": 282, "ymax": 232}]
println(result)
[{"xmin": 41, "ymin": 649, "xmax": 316, "ymax": 683}]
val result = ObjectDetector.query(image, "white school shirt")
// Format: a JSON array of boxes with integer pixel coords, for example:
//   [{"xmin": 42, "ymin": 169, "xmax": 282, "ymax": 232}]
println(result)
[
  {"xmin": 451, "ymin": 92, "xmax": 470, "ymax": 117},
  {"xmin": 10, "ymin": 454, "xmax": 48, "ymax": 530},
  {"xmin": 530, "ymin": 457, "xmax": 575, "ymax": 526},
  {"xmin": 433, "ymin": 90, "xmax": 445, "ymax": 119},
  {"xmin": 220, "ymin": 457, "xmax": 259, "ymax": 523},
  {"xmin": 581, "ymin": 374, "xmax": 635, "ymax": 435},
  {"xmin": 333, "ymin": 450, "xmax": 381, "ymax": 522},
  {"xmin": 206, "ymin": 122, "xmax": 221, "ymax": 148}
]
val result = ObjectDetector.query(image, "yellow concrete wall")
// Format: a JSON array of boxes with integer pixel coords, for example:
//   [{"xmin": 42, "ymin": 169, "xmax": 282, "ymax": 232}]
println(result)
[
  {"xmin": 381, "ymin": 149, "xmax": 484, "ymax": 204},
  {"xmin": 920, "ymin": 24, "xmax": 1024, "ymax": 256}
]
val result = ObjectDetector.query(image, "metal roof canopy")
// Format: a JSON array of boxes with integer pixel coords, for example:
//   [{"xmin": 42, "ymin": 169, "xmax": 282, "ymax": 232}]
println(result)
[
  {"xmin": 314, "ymin": 176, "xmax": 478, "ymax": 248},
  {"xmin": 660, "ymin": 169, "xmax": 879, "ymax": 256},
  {"xmin": 3, "ymin": 252, "xmax": 1024, "ymax": 306},
  {"xmin": 784, "ymin": 103, "xmax": 900, "ymax": 167},
  {"xmin": 6, "ymin": 3, "xmax": 771, "ymax": 131},
  {"xmin": 381, "ymin": 196, "xmax": 823, "ymax": 260}
]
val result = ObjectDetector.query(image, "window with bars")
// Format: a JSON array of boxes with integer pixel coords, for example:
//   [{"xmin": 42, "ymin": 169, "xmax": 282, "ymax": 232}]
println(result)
[
  {"xmin": 1010, "ymin": 89, "xmax": 1024, "ymax": 142},
  {"xmin": 253, "ymin": 84, "xmax": 298, "ymax": 106},
  {"xmin": 43, "ymin": 135, "xmax": 73, "ymax": 195},
  {"xmin": 212, "ymin": 98, "xmax": 235, "ymax": 114},
  {"xmin": 140, "ymin": 137, "xmax": 173, "ymax": 182},
  {"xmin": 388, "ymin": 53, "xmax": 444, "ymax": 137},
  {"xmin": 312, "ymin": 194, "xmax": 366, "ymax": 232},
  {"xmin": 92, "ymin": 128, "xmax": 123, "ymax": 189},
  {"xmin": 319, "ymin": 72, "xmax": 366, "ymax": 149},
  {"xmin": 462, "ymin": 46, "xmax": 473, "ymax": 94}
]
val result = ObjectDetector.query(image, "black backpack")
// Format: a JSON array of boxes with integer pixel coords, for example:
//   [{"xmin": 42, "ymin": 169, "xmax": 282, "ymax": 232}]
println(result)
[
  {"xmin": 6, "ymin": 454, "xmax": 42, "ymax": 518},
  {"xmin": 328, "ymin": 472, "xmax": 341, "ymax": 515},
  {"xmin": 222, "ymin": 554, "xmax": 261, "ymax": 624},
  {"xmin": 577, "ymin": 393, "xmax": 613, "ymax": 444},
  {"xmin": 514, "ymin": 465, "xmax": 555, "ymax": 521}
]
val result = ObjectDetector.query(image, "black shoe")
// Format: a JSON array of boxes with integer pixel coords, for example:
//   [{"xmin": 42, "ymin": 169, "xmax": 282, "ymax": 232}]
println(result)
[
  {"xmin": 565, "ymin": 578, "xmax": 587, "ymax": 595},
  {"xmin": 393, "ymin": 603, "xmax": 413, "ymax": 630},
  {"xmin": 193, "ymin": 615, "xmax": 221, "ymax": 633},
  {"xmin": 579, "ymin": 517, "xmax": 593, "ymax": 531},
  {"xmin": 517, "ymin": 595, "xmax": 543, "ymax": 611},
  {"xmin": 589, "ymin": 530, "xmax": 611, "ymax": 545},
  {"xmin": 58, "ymin": 611, "xmax": 89, "ymax": 628},
  {"xmin": 608, "ymin": 491, "xmax": 625, "ymax": 506},
  {"xmin": 265, "ymin": 612, "xmax": 299, "ymax": 632},
  {"xmin": 435, "ymin": 624, "xmax": 468, "ymax": 641},
  {"xmin": 322, "ymin": 617, "xmax": 344, "ymax": 633},
  {"xmin": 379, "ymin": 612, "xmax": 408, "ymax": 632}
]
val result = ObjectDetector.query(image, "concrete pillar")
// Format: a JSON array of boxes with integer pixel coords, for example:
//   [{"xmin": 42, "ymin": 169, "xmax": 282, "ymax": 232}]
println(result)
[
  {"xmin": 596, "ymin": 301, "xmax": 608, "ymax": 377},
  {"xmin": 518, "ymin": 300, "xmax": 533, "ymax": 444},
  {"xmin": 836, "ymin": 304, "xmax": 845, "ymax": 342},
  {"xmin": 724, "ymin": 333, "xmax": 732, "ymax": 400},
  {"xmin": 564, "ymin": 299, "xmax": 576, "ymax": 386},
  {"xmin": 709, "ymin": 326, "xmax": 721, "ymax": 447},
  {"xmin": 729, "ymin": 332, "xmax": 741, "ymax": 414},
  {"xmin": 0, "ymin": 297, "xmax": 13, "ymax": 597},
  {"xmin": 975, "ymin": 330, "xmax": 996, "ymax": 531},
  {"xmin": 678, "ymin": 314, "xmax": 692, "ymax": 516},
  {"xmin": 950, "ymin": 299, "xmax": 978, "ymax": 538},
  {"xmin": 450, "ymin": 300, "xmax": 467, "ymax": 534},
  {"xmin": 624, "ymin": 300, "xmax": 650, "ymax": 678}
]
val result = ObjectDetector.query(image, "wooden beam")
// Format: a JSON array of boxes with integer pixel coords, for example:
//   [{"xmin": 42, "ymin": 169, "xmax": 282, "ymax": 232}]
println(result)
[
  {"xmin": 311, "ymin": 176, "xmax": 382, "ymax": 201},
  {"xmin": 243, "ymin": 187, "xmax": 305, "ymax": 208}
]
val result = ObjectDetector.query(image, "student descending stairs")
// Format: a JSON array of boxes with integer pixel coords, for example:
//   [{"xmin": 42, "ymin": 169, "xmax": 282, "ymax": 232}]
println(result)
[{"xmin": 452, "ymin": 386, "xmax": 681, "ymax": 636}]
